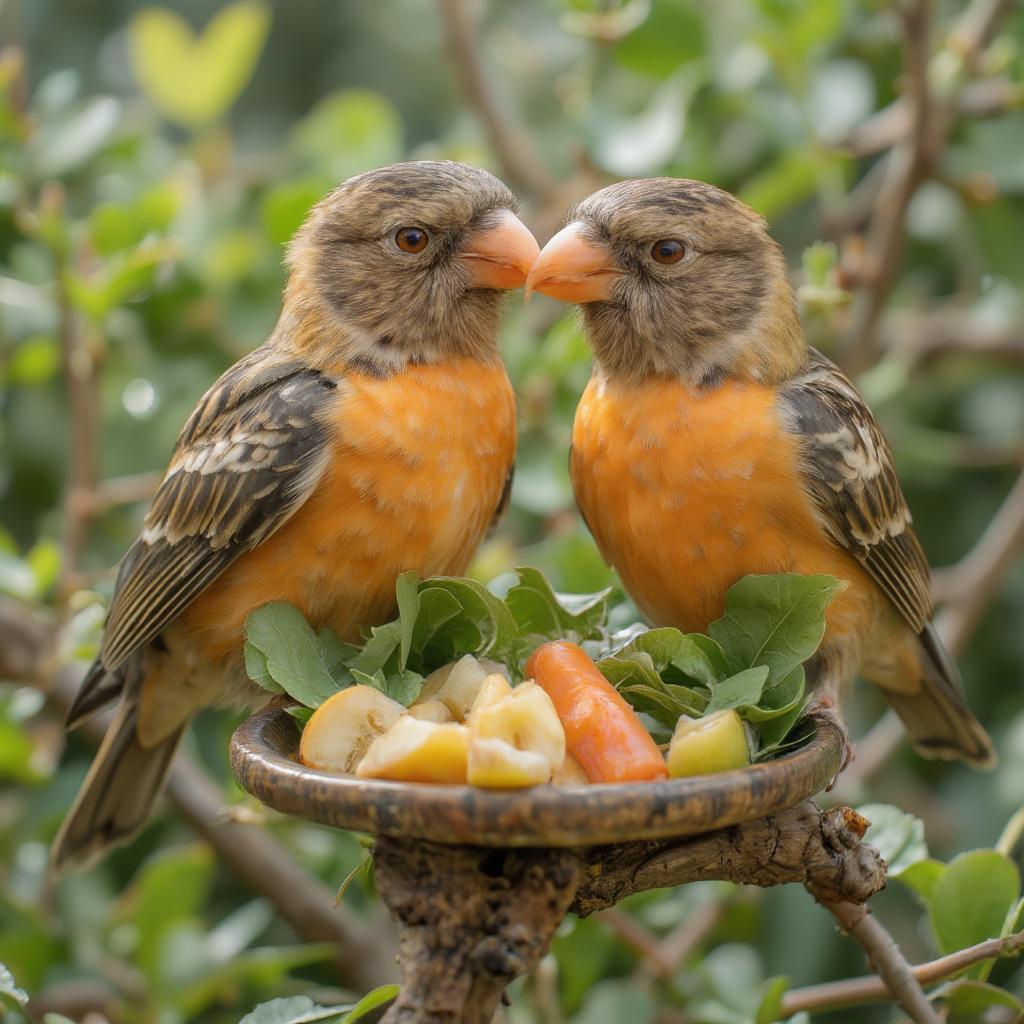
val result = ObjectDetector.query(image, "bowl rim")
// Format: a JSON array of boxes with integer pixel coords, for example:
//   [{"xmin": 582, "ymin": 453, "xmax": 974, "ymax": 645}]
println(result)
[{"xmin": 230, "ymin": 707, "xmax": 842, "ymax": 848}]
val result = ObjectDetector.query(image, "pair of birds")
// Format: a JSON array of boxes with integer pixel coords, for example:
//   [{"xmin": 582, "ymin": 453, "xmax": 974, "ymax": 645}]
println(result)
[{"xmin": 53, "ymin": 160, "xmax": 993, "ymax": 871}]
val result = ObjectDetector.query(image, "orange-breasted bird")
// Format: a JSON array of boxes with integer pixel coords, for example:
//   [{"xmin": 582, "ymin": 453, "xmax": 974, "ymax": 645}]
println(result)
[
  {"xmin": 526, "ymin": 177, "xmax": 993, "ymax": 769},
  {"xmin": 53, "ymin": 161, "xmax": 539, "ymax": 870}
]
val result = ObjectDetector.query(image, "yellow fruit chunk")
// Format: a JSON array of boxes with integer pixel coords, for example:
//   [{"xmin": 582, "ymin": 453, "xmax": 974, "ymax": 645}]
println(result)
[
  {"xmin": 406, "ymin": 700, "xmax": 453, "ymax": 723},
  {"xmin": 415, "ymin": 654, "xmax": 488, "ymax": 721},
  {"xmin": 552, "ymin": 753, "xmax": 589, "ymax": 786},
  {"xmin": 356, "ymin": 716, "xmax": 469, "ymax": 783},
  {"xmin": 667, "ymin": 710, "xmax": 751, "ymax": 778},
  {"xmin": 299, "ymin": 685, "xmax": 404, "ymax": 773},
  {"xmin": 467, "ymin": 678, "xmax": 566, "ymax": 788}
]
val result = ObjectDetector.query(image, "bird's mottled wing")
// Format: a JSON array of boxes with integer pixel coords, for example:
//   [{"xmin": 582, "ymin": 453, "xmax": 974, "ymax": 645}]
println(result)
[
  {"xmin": 98, "ymin": 349, "xmax": 337, "ymax": 671},
  {"xmin": 779, "ymin": 349, "xmax": 933, "ymax": 632}
]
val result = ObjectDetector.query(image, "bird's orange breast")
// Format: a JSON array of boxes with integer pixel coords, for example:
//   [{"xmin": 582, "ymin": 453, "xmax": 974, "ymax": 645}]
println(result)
[
  {"xmin": 571, "ymin": 372, "xmax": 875, "ymax": 636},
  {"xmin": 182, "ymin": 357, "xmax": 516, "ymax": 661}
]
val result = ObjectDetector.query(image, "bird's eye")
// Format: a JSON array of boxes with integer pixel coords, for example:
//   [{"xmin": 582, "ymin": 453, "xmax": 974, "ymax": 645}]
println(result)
[
  {"xmin": 651, "ymin": 239, "xmax": 685, "ymax": 265},
  {"xmin": 395, "ymin": 226, "xmax": 429, "ymax": 253}
]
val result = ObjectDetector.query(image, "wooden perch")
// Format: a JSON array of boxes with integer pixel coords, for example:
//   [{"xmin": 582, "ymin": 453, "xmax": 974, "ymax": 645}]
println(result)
[{"xmin": 369, "ymin": 802, "xmax": 887, "ymax": 1024}]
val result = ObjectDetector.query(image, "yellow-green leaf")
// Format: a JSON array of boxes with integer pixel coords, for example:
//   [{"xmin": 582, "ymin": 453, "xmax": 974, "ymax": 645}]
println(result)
[{"xmin": 128, "ymin": 2, "xmax": 271, "ymax": 128}]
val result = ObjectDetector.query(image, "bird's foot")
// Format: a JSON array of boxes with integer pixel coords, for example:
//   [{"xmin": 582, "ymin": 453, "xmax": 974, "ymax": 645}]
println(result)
[{"xmin": 806, "ymin": 692, "xmax": 855, "ymax": 789}]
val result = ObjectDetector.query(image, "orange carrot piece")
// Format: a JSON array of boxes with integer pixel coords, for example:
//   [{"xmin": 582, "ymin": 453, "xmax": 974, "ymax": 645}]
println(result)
[{"xmin": 525, "ymin": 640, "xmax": 668, "ymax": 783}]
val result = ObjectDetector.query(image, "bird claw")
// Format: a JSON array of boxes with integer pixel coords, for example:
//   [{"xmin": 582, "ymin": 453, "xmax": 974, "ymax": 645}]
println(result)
[{"xmin": 806, "ymin": 692, "xmax": 855, "ymax": 789}]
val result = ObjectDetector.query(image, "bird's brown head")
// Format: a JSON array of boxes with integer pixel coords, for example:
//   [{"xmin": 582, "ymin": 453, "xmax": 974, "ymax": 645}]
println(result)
[
  {"xmin": 282, "ymin": 161, "xmax": 538, "ymax": 372},
  {"xmin": 526, "ymin": 178, "xmax": 806, "ymax": 387}
]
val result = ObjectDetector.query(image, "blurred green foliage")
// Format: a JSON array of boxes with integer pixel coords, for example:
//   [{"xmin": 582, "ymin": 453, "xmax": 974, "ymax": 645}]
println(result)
[{"xmin": 1, "ymin": 0, "xmax": 1023, "ymax": 1021}]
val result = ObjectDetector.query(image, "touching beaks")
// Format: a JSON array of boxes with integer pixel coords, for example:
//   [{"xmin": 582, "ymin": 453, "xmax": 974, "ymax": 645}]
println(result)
[
  {"xmin": 525, "ymin": 222, "xmax": 621, "ymax": 303},
  {"xmin": 459, "ymin": 210, "xmax": 541, "ymax": 290}
]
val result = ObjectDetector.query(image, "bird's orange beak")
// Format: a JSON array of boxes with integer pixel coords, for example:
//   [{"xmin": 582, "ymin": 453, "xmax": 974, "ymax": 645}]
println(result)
[
  {"xmin": 525, "ymin": 222, "xmax": 621, "ymax": 303},
  {"xmin": 459, "ymin": 210, "xmax": 540, "ymax": 290}
]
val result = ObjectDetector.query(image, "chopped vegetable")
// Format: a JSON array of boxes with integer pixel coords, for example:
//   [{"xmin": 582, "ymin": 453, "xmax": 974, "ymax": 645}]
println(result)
[
  {"xmin": 526, "ymin": 640, "xmax": 668, "ymax": 783},
  {"xmin": 356, "ymin": 716, "xmax": 469, "ymax": 783},
  {"xmin": 406, "ymin": 700, "xmax": 453, "ymax": 723},
  {"xmin": 552, "ymin": 753, "xmax": 589, "ymax": 786},
  {"xmin": 299, "ymin": 685, "xmax": 405, "ymax": 773},
  {"xmin": 466, "ymin": 674, "xmax": 565, "ymax": 787},
  {"xmin": 415, "ymin": 654, "xmax": 489, "ymax": 721},
  {"xmin": 667, "ymin": 710, "xmax": 750, "ymax": 777}
]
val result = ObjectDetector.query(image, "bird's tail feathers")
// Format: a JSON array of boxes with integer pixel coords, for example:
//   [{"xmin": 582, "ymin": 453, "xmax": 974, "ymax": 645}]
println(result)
[
  {"xmin": 886, "ymin": 623, "xmax": 996, "ymax": 769},
  {"xmin": 65, "ymin": 658, "xmax": 123, "ymax": 730},
  {"xmin": 49, "ymin": 694, "xmax": 184, "ymax": 874}
]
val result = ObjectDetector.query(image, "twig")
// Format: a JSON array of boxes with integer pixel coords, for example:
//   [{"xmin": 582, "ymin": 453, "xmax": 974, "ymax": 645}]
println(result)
[
  {"xmin": 572, "ymin": 802, "xmax": 886, "ymax": 917},
  {"xmin": 167, "ymin": 754, "xmax": 397, "ymax": 990},
  {"xmin": 781, "ymin": 928, "xmax": 1024, "ymax": 1016},
  {"xmin": 823, "ymin": 901, "xmax": 943, "ymax": 1024},
  {"xmin": 832, "ymin": 78, "xmax": 1021, "ymax": 157},
  {"xmin": 881, "ymin": 308, "xmax": 1024, "ymax": 366},
  {"xmin": 88, "ymin": 472, "xmax": 163, "ymax": 513},
  {"xmin": 949, "ymin": 0, "xmax": 1012, "ymax": 72},
  {"xmin": 934, "ymin": 467, "xmax": 1024, "ymax": 653},
  {"xmin": 843, "ymin": 0, "xmax": 933, "ymax": 372},
  {"xmin": 0, "ymin": 598, "xmax": 395, "ymax": 992},
  {"xmin": 436, "ymin": 0, "xmax": 557, "ymax": 199},
  {"xmin": 49, "ymin": 183, "xmax": 100, "ymax": 599},
  {"xmin": 836, "ymin": 468, "xmax": 1024, "ymax": 790},
  {"xmin": 652, "ymin": 898, "xmax": 729, "ymax": 974},
  {"xmin": 599, "ymin": 908, "xmax": 675, "ymax": 974}
]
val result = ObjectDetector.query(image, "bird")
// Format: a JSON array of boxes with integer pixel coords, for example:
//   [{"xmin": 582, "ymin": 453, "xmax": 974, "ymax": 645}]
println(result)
[
  {"xmin": 525, "ymin": 176, "xmax": 994, "ymax": 770},
  {"xmin": 52, "ymin": 160, "xmax": 539, "ymax": 870}
]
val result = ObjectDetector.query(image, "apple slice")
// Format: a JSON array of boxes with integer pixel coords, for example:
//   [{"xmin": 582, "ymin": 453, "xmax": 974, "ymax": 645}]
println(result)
[
  {"xmin": 467, "ymin": 675, "xmax": 566, "ymax": 788},
  {"xmin": 667, "ymin": 710, "xmax": 751, "ymax": 778},
  {"xmin": 356, "ymin": 716, "xmax": 469, "ymax": 783},
  {"xmin": 299, "ymin": 685, "xmax": 405, "ymax": 773}
]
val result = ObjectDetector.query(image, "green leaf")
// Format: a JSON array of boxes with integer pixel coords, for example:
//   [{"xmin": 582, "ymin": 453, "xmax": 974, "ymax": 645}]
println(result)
[
  {"xmin": 346, "ymin": 622, "xmax": 402, "ymax": 677},
  {"xmin": 709, "ymin": 573, "xmax": 845, "ymax": 683},
  {"xmin": 395, "ymin": 571, "xmax": 420, "ymax": 671},
  {"xmin": 128, "ymin": 2, "xmax": 271, "ymax": 127},
  {"xmin": 859, "ymin": 804, "xmax": 929, "ymax": 876},
  {"xmin": 260, "ymin": 178, "xmax": 331, "ymax": 246},
  {"xmin": 619, "ymin": 684, "xmax": 697, "ymax": 728},
  {"xmin": 614, "ymin": 0, "xmax": 706, "ymax": 78},
  {"xmin": 0, "ymin": 961, "xmax": 28, "ymax": 1009},
  {"xmin": 383, "ymin": 670, "xmax": 424, "ymax": 708},
  {"xmin": 705, "ymin": 666, "xmax": 770, "ymax": 715},
  {"xmin": 605, "ymin": 626, "xmax": 726, "ymax": 687},
  {"xmin": 930, "ymin": 850, "xmax": 1021, "ymax": 979},
  {"xmin": 239, "ymin": 994, "xmax": 352, "ymax": 1023},
  {"xmin": 318, "ymin": 628, "xmax": 357, "ymax": 678},
  {"xmin": 504, "ymin": 566, "xmax": 610, "ymax": 642},
  {"xmin": 409, "ymin": 587, "xmax": 464, "ymax": 662},
  {"xmin": 244, "ymin": 642, "xmax": 282, "ymax": 694},
  {"xmin": 284, "ymin": 705, "xmax": 313, "ymax": 724},
  {"xmin": 291, "ymin": 89, "xmax": 403, "ymax": 181},
  {"xmin": 244, "ymin": 603, "xmax": 341, "ymax": 708},
  {"xmin": 898, "ymin": 859, "xmax": 946, "ymax": 902},
  {"xmin": 940, "ymin": 979, "xmax": 1023, "ymax": 1021},
  {"xmin": 426, "ymin": 577, "xmax": 518, "ymax": 661},
  {"xmin": 756, "ymin": 976, "xmax": 790, "ymax": 1024},
  {"xmin": 33, "ymin": 96, "xmax": 121, "ymax": 176},
  {"xmin": 752, "ymin": 667, "xmax": 808, "ymax": 750},
  {"xmin": 8, "ymin": 335, "xmax": 60, "ymax": 385},
  {"xmin": 341, "ymin": 985, "xmax": 400, "ymax": 1022},
  {"xmin": 125, "ymin": 845, "xmax": 214, "ymax": 989}
]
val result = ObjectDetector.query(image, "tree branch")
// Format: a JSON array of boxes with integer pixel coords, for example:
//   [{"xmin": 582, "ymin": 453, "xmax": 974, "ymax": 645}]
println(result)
[
  {"xmin": 0, "ymin": 598, "xmax": 395, "ymax": 992},
  {"xmin": 933, "ymin": 468, "xmax": 1024, "ymax": 653},
  {"xmin": 436, "ymin": 0, "xmax": 557, "ymax": 199},
  {"xmin": 571, "ymin": 802, "xmax": 885, "ymax": 917},
  {"xmin": 782, "ymin": 928, "xmax": 1024, "ymax": 1016},
  {"xmin": 823, "ymin": 901, "xmax": 943, "ymax": 1024},
  {"xmin": 48, "ymin": 183, "xmax": 100, "ymax": 600},
  {"xmin": 842, "ymin": 0, "xmax": 933, "ymax": 372}
]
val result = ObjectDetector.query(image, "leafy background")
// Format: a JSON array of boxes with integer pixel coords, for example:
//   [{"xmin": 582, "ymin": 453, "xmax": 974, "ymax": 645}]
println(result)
[{"xmin": 1, "ymin": 0, "xmax": 1023, "ymax": 1021}]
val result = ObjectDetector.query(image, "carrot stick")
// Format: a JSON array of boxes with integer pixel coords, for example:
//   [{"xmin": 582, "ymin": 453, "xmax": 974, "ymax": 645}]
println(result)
[{"xmin": 525, "ymin": 640, "xmax": 668, "ymax": 783}]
